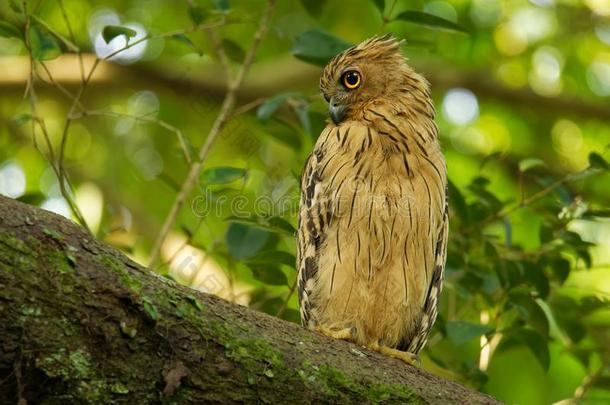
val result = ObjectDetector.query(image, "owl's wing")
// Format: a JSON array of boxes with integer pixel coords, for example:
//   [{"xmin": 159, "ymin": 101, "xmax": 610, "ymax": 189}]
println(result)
[
  {"xmin": 401, "ymin": 186, "xmax": 448, "ymax": 354},
  {"xmin": 296, "ymin": 144, "xmax": 328, "ymax": 328}
]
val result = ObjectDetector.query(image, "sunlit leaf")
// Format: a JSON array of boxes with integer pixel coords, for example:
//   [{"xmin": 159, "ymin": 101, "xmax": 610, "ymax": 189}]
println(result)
[
  {"xmin": 102, "ymin": 25, "xmax": 137, "ymax": 44},
  {"xmin": 519, "ymin": 158, "xmax": 546, "ymax": 173},
  {"xmin": 226, "ymin": 223, "xmax": 269, "ymax": 260},
  {"xmin": 29, "ymin": 25, "xmax": 62, "ymax": 60},
  {"xmin": 292, "ymin": 29, "xmax": 351, "ymax": 66},
  {"xmin": 201, "ymin": 167, "xmax": 247, "ymax": 184},
  {"xmin": 393, "ymin": 11, "xmax": 468, "ymax": 33},
  {"xmin": 446, "ymin": 321, "xmax": 493, "ymax": 346}
]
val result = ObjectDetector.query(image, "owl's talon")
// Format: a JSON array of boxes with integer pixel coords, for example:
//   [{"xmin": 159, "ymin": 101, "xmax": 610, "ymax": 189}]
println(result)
[
  {"xmin": 369, "ymin": 342, "xmax": 420, "ymax": 366},
  {"xmin": 314, "ymin": 325, "xmax": 354, "ymax": 341}
]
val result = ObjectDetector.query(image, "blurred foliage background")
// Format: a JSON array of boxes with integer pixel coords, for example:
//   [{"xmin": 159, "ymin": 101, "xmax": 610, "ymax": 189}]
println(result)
[{"xmin": 1, "ymin": 0, "xmax": 610, "ymax": 403}]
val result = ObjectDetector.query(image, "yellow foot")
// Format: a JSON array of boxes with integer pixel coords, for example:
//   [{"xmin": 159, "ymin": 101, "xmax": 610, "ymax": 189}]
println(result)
[
  {"xmin": 369, "ymin": 342, "xmax": 420, "ymax": 366},
  {"xmin": 314, "ymin": 325, "xmax": 354, "ymax": 341}
]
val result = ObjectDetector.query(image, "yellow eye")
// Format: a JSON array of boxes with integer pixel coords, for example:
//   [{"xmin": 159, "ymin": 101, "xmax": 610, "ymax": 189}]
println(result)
[{"xmin": 342, "ymin": 71, "xmax": 361, "ymax": 90}]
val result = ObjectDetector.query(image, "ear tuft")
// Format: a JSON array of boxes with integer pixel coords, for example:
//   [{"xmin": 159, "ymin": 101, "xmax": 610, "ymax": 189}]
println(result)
[{"xmin": 356, "ymin": 35, "xmax": 404, "ymax": 54}]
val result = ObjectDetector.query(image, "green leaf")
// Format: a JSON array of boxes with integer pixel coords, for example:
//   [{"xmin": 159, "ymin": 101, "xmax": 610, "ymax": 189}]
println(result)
[
  {"xmin": 248, "ymin": 264, "xmax": 289, "ymax": 286},
  {"xmin": 509, "ymin": 292, "xmax": 550, "ymax": 338},
  {"xmin": 447, "ymin": 179, "xmax": 469, "ymax": 222},
  {"xmin": 257, "ymin": 92, "xmax": 302, "ymax": 121},
  {"xmin": 292, "ymin": 29, "xmax": 352, "ymax": 67},
  {"xmin": 102, "ymin": 25, "xmax": 137, "ymax": 44},
  {"xmin": 501, "ymin": 329, "xmax": 550, "ymax": 371},
  {"xmin": 226, "ymin": 223, "xmax": 270, "ymax": 260},
  {"xmin": 539, "ymin": 224, "xmax": 554, "ymax": 244},
  {"xmin": 446, "ymin": 321, "xmax": 494, "ymax": 346},
  {"xmin": 372, "ymin": 0, "xmax": 385, "ymax": 13},
  {"xmin": 29, "ymin": 24, "xmax": 61, "ymax": 60},
  {"xmin": 188, "ymin": 6, "xmax": 207, "ymax": 25},
  {"xmin": 550, "ymin": 258, "xmax": 570, "ymax": 284},
  {"xmin": 225, "ymin": 215, "xmax": 296, "ymax": 236},
  {"xmin": 246, "ymin": 250, "xmax": 296, "ymax": 268},
  {"xmin": 267, "ymin": 216, "xmax": 297, "ymax": 235},
  {"xmin": 0, "ymin": 21, "xmax": 21, "ymax": 39},
  {"xmin": 300, "ymin": 0, "xmax": 327, "ymax": 17},
  {"xmin": 588, "ymin": 152, "xmax": 610, "ymax": 170},
  {"xmin": 201, "ymin": 167, "xmax": 247, "ymax": 184},
  {"xmin": 289, "ymin": 104, "xmax": 309, "ymax": 137},
  {"xmin": 262, "ymin": 118, "xmax": 302, "ymax": 150},
  {"xmin": 9, "ymin": 0, "xmax": 22, "ymax": 13},
  {"xmin": 222, "ymin": 39, "xmax": 245, "ymax": 63},
  {"xmin": 13, "ymin": 113, "xmax": 33, "ymax": 126},
  {"xmin": 16, "ymin": 192, "xmax": 45, "ymax": 205},
  {"xmin": 171, "ymin": 34, "xmax": 200, "ymax": 53},
  {"xmin": 519, "ymin": 158, "xmax": 546, "ymax": 173},
  {"xmin": 213, "ymin": 0, "xmax": 230, "ymax": 12},
  {"xmin": 393, "ymin": 11, "xmax": 468, "ymax": 33}
]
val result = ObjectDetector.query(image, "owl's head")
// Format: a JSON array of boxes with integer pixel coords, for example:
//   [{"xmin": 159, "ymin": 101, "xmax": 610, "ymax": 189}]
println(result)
[{"xmin": 320, "ymin": 35, "xmax": 425, "ymax": 124}]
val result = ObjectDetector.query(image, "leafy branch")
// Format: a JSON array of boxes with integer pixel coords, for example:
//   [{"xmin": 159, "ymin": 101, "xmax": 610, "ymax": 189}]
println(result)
[{"xmin": 148, "ymin": 0, "xmax": 278, "ymax": 267}]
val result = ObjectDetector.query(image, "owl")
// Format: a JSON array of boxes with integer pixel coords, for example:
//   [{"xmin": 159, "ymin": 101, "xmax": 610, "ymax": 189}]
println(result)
[{"xmin": 296, "ymin": 35, "xmax": 448, "ymax": 364}]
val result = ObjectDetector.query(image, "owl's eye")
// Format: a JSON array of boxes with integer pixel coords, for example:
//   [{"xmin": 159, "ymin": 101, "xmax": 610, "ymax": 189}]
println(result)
[{"xmin": 341, "ymin": 71, "xmax": 361, "ymax": 90}]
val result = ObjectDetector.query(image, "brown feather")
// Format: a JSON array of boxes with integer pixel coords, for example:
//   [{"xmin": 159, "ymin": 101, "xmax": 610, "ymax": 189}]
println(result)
[{"xmin": 297, "ymin": 36, "xmax": 448, "ymax": 354}]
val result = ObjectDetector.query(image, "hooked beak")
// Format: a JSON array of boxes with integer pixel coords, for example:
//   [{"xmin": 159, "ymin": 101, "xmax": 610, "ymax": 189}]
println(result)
[{"xmin": 328, "ymin": 97, "xmax": 347, "ymax": 125}]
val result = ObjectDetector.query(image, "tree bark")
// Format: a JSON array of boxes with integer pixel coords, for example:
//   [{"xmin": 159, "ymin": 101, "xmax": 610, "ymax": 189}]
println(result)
[{"xmin": 0, "ymin": 196, "xmax": 498, "ymax": 404}]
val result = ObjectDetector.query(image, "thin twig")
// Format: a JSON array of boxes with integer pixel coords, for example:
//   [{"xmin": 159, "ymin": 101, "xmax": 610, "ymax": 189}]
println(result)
[
  {"xmin": 22, "ymin": 0, "xmax": 90, "ymax": 231},
  {"xmin": 148, "ymin": 0, "xmax": 277, "ymax": 267},
  {"xmin": 57, "ymin": 0, "xmax": 85, "ymax": 82},
  {"xmin": 276, "ymin": 277, "xmax": 297, "ymax": 318}
]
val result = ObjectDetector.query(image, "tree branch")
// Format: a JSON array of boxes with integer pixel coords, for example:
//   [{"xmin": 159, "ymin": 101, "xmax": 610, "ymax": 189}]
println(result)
[{"xmin": 0, "ymin": 195, "xmax": 499, "ymax": 404}]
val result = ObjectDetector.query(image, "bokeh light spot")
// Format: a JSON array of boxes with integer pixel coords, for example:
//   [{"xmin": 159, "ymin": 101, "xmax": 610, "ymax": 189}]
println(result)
[
  {"xmin": 442, "ymin": 88, "xmax": 479, "ymax": 126},
  {"xmin": 0, "ymin": 161, "xmax": 26, "ymax": 198}
]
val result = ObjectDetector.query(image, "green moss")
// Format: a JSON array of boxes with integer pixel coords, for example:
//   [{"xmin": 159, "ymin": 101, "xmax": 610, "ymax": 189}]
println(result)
[
  {"xmin": 298, "ymin": 362, "xmax": 421, "ymax": 404},
  {"xmin": 69, "ymin": 349, "xmax": 92, "ymax": 378},
  {"xmin": 0, "ymin": 232, "xmax": 32, "ymax": 254},
  {"xmin": 0, "ymin": 233, "xmax": 36, "ymax": 268},
  {"xmin": 101, "ymin": 255, "xmax": 143, "ymax": 293},
  {"xmin": 225, "ymin": 338, "xmax": 284, "ymax": 369},
  {"xmin": 48, "ymin": 250, "xmax": 76, "ymax": 274}
]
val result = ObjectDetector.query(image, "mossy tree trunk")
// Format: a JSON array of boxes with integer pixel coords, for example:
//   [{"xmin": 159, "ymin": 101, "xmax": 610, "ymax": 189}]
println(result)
[{"xmin": 0, "ymin": 196, "xmax": 498, "ymax": 404}]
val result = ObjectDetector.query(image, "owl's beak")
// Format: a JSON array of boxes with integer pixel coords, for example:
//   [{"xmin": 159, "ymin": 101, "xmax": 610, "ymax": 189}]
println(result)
[{"xmin": 328, "ymin": 97, "xmax": 347, "ymax": 125}]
